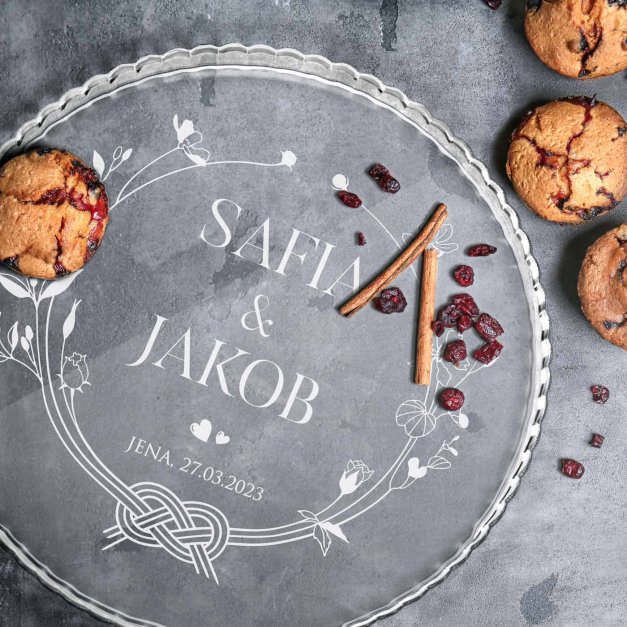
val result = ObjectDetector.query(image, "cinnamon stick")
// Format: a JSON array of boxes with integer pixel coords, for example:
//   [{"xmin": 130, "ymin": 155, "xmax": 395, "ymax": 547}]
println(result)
[
  {"xmin": 415, "ymin": 247, "xmax": 438, "ymax": 385},
  {"xmin": 339, "ymin": 203, "xmax": 448, "ymax": 317}
]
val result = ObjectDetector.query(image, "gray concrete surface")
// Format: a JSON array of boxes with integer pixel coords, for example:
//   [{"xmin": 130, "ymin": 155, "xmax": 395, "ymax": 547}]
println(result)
[{"xmin": 0, "ymin": 1, "xmax": 625, "ymax": 625}]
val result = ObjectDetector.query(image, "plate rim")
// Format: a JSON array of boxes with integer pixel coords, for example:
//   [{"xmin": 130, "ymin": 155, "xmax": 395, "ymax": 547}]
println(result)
[{"xmin": 0, "ymin": 43, "xmax": 551, "ymax": 627}]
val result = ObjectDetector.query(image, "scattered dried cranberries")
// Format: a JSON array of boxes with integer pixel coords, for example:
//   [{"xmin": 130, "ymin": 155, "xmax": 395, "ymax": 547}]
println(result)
[
  {"xmin": 474, "ymin": 313, "xmax": 504, "ymax": 341},
  {"xmin": 591, "ymin": 385, "xmax": 609, "ymax": 404},
  {"xmin": 379, "ymin": 173, "xmax": 400, "ymax": 193},
  {"xmin": 457, "ymin": 314, "xmax": 473, "ymax": 333},
  {"xmin": 473, "ymin": 340, "xmax": 503, "ymax": 364},
  {"xmin": 560, "ymin": 459, "xmax": 585, "ymax": 479},
  {"xmin": 432, "ymin": 320, "xmax": 445, "ymax": 337},
  {"xmin": 437, "ymin": 304, "xmax": 461, "ymax": 328},
  {"xmin": 368, "ymin": 163, "xmax": 388, "ymax": 180},
  {"xmin": 452, "ymin": 293, "xmax": 480, "ymax": 317},
  {"xmin": 590, "ymin": 433, "xmax": 604, "ymax": 448},
  {"xmin": 357, "ymin": 232, "xmax": 366, "ymax": 246},
  {"xmin": 444, "ymin": 340, "xmax": 467, "ymax": 366},
  {"xmin": 483, "ymin": 0, "xmax": 502, "ymax": 8},
  {"xmin": 468, "ymin": 244, "xmax": 497, "ymax": 257},
  {"xmin": 338, "ymin": 191, "xmax": 362, "ymax": 208},
  {"xmin": 368, "ymin": 163, "xmax": 400, "ymax": 193},
  {"xmin": 373, "ymin": 287, "xmax": 407, "ymax": 314},
  {"xmin": 453, "ymin": 264, "xmax": 474, "ymax": 287},
  {"xmin": 439, "ymin": 388, "xmax": 465, "ymax": 411}
]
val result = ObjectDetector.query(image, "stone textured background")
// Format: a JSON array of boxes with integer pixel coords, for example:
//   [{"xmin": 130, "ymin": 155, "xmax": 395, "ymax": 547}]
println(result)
[{"xmin": 0, "ymin": 1, "xmax": 624, "ymax": 626}]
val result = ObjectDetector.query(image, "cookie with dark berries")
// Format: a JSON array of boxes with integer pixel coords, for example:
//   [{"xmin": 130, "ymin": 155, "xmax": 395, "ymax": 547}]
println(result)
[{"xmin": 0, "ymin": 149, "xmax": 109, "ymax": 280}]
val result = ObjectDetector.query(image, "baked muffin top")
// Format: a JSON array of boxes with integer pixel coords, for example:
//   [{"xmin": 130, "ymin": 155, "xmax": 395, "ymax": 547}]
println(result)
[
  {"xmin": 578, "ymin": 224, "xmax": 627, "ymax": 350},
  {"xmin": 0, "ymin": 149, "xmax": 109, "ymax": 279},
  {"xmin": 506, "ymin": 97, "xmax": 627, "ymax": 224},
  {"xmin": 525, "ymin": 0, "xmax": 627, "ymax": 79}
]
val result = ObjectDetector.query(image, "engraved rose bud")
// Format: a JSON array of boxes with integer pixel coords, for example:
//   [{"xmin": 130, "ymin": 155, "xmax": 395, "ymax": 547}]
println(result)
[
  {"xmin": 339, "ymin": 459, "xmax": 373, "ymax": 496},
  {"xmin": 59, "ymin": 352, "xmax": 90, "ymax": 393}
]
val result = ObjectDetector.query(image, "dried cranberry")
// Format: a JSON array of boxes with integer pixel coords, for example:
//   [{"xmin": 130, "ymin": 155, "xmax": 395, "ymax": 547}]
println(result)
[
  {"xmin": 432, "ymin": 320, "xmax": 445, "ymax": 337},
  {"xmin": 452, "ymin": 294, "xmax": 480, "ymax": 317},
  {"xmin": 473, "ymin": 340, "xmax": 503, "ymax": 364},
  {"xmin": 591, "ymin": 385, "xmax": 609, "ymax": 404},
  {"xmin": 467, "ymin": 244, "xmax": 497, "ymax": 257},
  {"xmin": 368, "ymin": 163, "xmax": 389, "ymax": 180},
  {"xmin": 444, "ymin": 340, "xmax": 467, "ymax": 366},
  {"xmin": 483, "ymin": 0, "xmax": 502, "ymax": 8},
  {"xmin": 338, "ymin": 191, "xmax": 362, "ymax": 208},
  {"xmin": 439, "ymin": 388, "xmax": 465, "ymax": 411},
  {"xmin": 437, "ymin": 304, "xmax": 461, "ymax": 328},
  {"xmin": 357, "ymin": 232, "xmax": 366, "ymax": 246},
  {"xmin": 474, "ymin": 313, "xmax": 504, "ymax": 340},
  {"xmin": 453, "ymin": 265, "xmax": 474, "ymax": 287},
  {"xmin": 373, "ymin": 287, "xmax": 407, "ymax": 314},
  {"xmin": 457, "ymin": 314, "xmax": 473, "ymax": 333},
  {"xmin": 560, "ymin": 458, "xmax": 585, "ymax": 479},
  {"xmin": 37, "ymin": 188, "xmax": 67, "ymax": 205},
  {"xmin": 68, "ymin": 190, "xmax": 92, "ymax": 212},
  {"xmin": 590, "ymin": 433, "xmax": 604, "ymax": 448},
  {"xmin": 379, "ymin": 173, "xmax": 400, "ymax": 194},
  {"xmin": 368, "ymin": 163, "xmax": 400, "ymax": 193}
]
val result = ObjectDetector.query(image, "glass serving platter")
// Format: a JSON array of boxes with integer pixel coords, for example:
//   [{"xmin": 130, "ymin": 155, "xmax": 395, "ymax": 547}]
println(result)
[{"xmin": 0, "ymin": 45, "xmax": 550, "ymax": 627}]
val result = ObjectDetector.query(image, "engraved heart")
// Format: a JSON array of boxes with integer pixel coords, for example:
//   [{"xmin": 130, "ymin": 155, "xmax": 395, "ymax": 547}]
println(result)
[
  {"xmin": 215, "ymin": 431, "xmax": 230, "ymax": 445},
  {"xmin": 190, "ymin": 419, "xmax": 212, "ymax": 443}
]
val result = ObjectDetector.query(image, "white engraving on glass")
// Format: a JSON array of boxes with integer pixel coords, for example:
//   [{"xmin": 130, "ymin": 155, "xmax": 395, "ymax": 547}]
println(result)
[
  {"xmin": 190, "ymin": 418, "xmax": 213, "ymax": 443},
  {"xmin": 92, "ymin": 145, "xmax": 133, "ymax": 182},
  {"xmin": 240, "ymin": 294, "xmax": 274, "ymax": 338},
  {"xmin": 215, "ymin": 431, "xmax": 230, "ymax": 445},
  {"xmin": 0, "ymin": 134, "xmax": 490, "ymax": 582},
  {"xmin": 0, "ymin": 114, "xmax": 296, "ymax": 583}
]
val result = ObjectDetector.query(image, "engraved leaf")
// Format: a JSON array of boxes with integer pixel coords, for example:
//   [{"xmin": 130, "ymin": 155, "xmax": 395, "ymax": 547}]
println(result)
[
  {"xmin": 320, "ymin": 521, "xmax": 349, "ymax": 543},
  {"xmin": 434, "ymin": 223, "xmax": 454, "ymax": 243},
  {"xmin": 113, "ymin": 146, "xmax": 123, "ymax": 161},
  {"xmin": 298, "ymin": 510, "xmax": 318, "ymax": 522},
  {"xmin": 187, "ymin": 151, "xmax": 209, "ymax": 166},
  {"xmin": 427, "ymin": 455, "xmax": 451, "ymax": 470},
  {"xmin": 121, "ymin": 148, "xmax": 133, "ymax": 162},
  {"xmin": 20, "ymin": 336, "xmax": 30, "ymax": 352},
  {"xmin": 434, "ymin": 356, "xmax": 453, "ymax": 387},
  {"xmin": 431, "ymin": 223, "xmax": 459, "ymax": 255},
  {"xmin": 8, "ymin": 322, "xmax": 19, "ymax": 351},
  {"xmin": 433, "ymin": 242, "xmax": 459, "ymax": 255},
  {"xmin": 453, "ymin": 412, "xmax": 469, "ymax": 429},
  {"xmin": 395, "ymin": 399, "xmax": 437, "ymax": 438},
  {"xmin": 0, "ymin": 274, "xmax": 30, "ymax": 299},
  {"xmin": 92, "ymin": 150, "xmax": 105, "ymax": 177},
  {"xmin": 24, "ymin": 325, "xmax": 33, "ymax": 342},
  {"xmin": 313, "ymin": 524, "xmax": 332, "ymax": 556},
  {"xmin": 62, "ymin": 299, "xmax": 81, "ymax": 340},
  {"xmin": 40, "ymin": 270, "xmax": 82, "ymax": 301}
]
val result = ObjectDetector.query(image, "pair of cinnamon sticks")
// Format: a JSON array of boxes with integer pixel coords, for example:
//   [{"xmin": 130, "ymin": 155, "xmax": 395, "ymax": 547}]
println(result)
[{"xmin": 340, "ymin": 203, "xmax": 446, "ymax": 385}]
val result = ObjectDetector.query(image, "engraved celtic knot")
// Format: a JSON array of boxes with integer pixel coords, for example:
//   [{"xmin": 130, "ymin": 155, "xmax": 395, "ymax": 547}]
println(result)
[{"xmin": 102, "ymin": 482, "xmax": 229, "ymax": 583}]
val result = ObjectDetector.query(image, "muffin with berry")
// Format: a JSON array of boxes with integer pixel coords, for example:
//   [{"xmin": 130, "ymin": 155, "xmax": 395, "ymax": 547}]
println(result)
[{"xmin": 0, "ymin": 149, "xmax": 109, "ymax": 279}]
